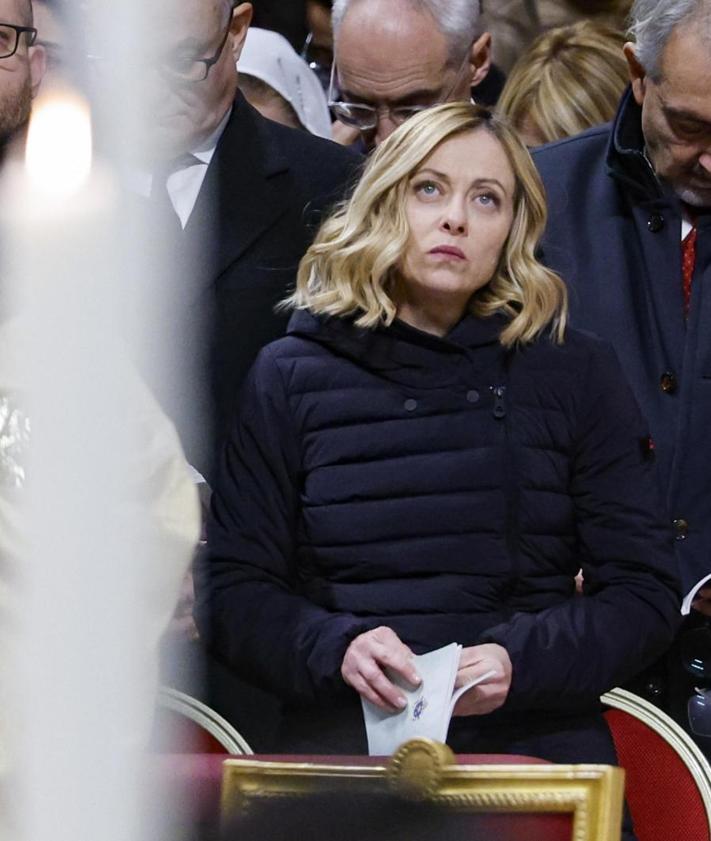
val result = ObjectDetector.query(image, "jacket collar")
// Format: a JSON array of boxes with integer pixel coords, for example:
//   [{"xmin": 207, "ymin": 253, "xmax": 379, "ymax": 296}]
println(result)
[
  {"xmin": 605, "ymin": 87, "xmax": 666, "ymax": 202},
  {"xmin": 184, "ymin": 92, "xmax": 292, "ymax": 279},
  {"xmin": 286, "ymin": 309, "xmax": 508, "ymax": 389}
]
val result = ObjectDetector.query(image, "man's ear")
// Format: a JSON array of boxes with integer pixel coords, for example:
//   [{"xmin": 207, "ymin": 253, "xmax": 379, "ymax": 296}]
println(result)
[
  {"xmin": 230, "ymin": 2, "xmax": 253, "ymax": 64},
  {"xmin": 469, "ymin": 32, "xmax": 492, "ymax": 88},
  {"xmin": 624, "ymin": 41, "xmax": 647, "ymax": 106},
  {"xmin": 28, "ymin": 44, "xmax": 47, "ymax": 98}
]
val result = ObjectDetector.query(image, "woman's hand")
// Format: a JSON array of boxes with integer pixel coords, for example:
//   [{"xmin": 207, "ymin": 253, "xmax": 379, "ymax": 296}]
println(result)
[
  {"xmin": 452, "ymin": 643, "xmax": 512, "ymax": 716},
  {"xmin": 341, "ymin": 626, "xmax": 421, "ymax": 712}
]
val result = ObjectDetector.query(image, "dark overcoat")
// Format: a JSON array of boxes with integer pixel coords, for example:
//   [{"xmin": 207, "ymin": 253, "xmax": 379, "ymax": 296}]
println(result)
[
  {"xmin": 149, "ymin": 94, "xmax": 362, "ymax": 478},
  {"xmin": 533, "ymin": 88, "xmax": 711, "ymax": 596},
  {"xmin": 148, "ymin": 95, "xmax": 361, "ymax": 750}
]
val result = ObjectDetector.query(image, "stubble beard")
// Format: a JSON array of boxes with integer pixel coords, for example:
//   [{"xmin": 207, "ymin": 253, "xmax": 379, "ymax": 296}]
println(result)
[{"xmin": 0, "ymin": 76, "xmax": 32, "ymax": 155}]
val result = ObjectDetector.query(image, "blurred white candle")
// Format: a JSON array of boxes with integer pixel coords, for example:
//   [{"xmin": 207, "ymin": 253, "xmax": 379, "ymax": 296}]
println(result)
[{"xmin": 2, "ymin": 88, "xmax": 145, "ymax": 841}]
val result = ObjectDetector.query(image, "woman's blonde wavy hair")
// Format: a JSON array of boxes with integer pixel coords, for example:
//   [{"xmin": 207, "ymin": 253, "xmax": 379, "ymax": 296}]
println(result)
[{"xmin": 286, "ymin": 102, "xmax": 567, "ymax": 346}]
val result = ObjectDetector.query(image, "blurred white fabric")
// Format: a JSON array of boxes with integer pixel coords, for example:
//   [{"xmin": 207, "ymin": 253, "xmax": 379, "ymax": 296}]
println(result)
[
  {"xmin": 238, "ymin": 27, "xmax": 333, "ymax": 138},
  {"xmin": 0, "ymin": 316, "xmax": 200, "ymax": 767}
]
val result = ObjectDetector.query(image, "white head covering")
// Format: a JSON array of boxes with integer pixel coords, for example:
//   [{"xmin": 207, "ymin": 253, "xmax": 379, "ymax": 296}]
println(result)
[{"xmin": 238, "ymin": 28, "xmax": 333, "ymax": 139}]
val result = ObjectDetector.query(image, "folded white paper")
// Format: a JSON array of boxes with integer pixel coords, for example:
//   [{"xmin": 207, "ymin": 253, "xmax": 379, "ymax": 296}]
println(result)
[{"xmin": 361, "ymin": 642, "xmax": 497, "ymax": 756}]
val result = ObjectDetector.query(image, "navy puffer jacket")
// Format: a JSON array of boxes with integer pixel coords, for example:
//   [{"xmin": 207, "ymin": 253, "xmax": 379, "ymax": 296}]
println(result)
[{"xmin": 198, "ymin": 310, "xmax": 681, "ymax": 720}]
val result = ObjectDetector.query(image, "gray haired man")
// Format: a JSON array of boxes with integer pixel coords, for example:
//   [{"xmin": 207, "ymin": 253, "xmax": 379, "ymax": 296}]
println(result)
[
  {"xmin": 533, "ymin": 0, "xmax": 711, "ymax": 743},
  {"xmin": 329, "ymin": 0, "xmax": 494, "ymax": 148}
]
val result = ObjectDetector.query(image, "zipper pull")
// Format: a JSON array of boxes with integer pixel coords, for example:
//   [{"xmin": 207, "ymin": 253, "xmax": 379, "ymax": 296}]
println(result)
[{"xmin": 491, "ymin": 385, "xmax": 507, "ymax": 419}]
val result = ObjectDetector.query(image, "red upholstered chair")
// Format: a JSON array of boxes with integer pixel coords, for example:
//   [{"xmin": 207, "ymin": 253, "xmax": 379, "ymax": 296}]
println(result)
[
  {"xmin": 151, "ymin": 685, "xmax": 253, "ymax": 755},
  {"xmin": 602, "ymin": 687, "xmax": 711, "ymax": 841}
]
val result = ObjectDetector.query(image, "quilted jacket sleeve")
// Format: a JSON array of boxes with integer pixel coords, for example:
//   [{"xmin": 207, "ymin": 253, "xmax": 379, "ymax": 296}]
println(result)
[
  {"xmin": 480, "ymin": 340, "xmax": 682, "ymax": 711},
  {"xmin": 195, "ymin": 345, "xmax": 369, "ymax": 705}
]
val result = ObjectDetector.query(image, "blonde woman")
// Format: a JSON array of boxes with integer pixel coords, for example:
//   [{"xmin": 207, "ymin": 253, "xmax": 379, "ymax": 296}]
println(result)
[
  {"xmin": 497, "ymin": 21, "xmax": 629, "ymax": 146},
  {"xmin": 197, "ymin": 104, "xmax": 679, "ymax": 787}
]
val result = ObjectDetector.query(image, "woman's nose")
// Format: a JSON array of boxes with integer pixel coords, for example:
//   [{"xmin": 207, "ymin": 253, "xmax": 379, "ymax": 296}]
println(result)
[{"xmin": 441, "ymin": 201, "xmax": 467, "ymax": 235}]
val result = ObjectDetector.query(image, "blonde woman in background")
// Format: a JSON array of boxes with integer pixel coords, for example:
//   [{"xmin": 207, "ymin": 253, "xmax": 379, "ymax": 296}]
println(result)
[
  {"xmin": 482, "ymin": 0, "xmax": 632, "ymax": 74},
  {"xmin": 497, "ymin": 20, "xmax": 628, "ymax": 146},
  {"xmin": 198, "ymin": 105, "xmax": 678, "ymax": 826}
]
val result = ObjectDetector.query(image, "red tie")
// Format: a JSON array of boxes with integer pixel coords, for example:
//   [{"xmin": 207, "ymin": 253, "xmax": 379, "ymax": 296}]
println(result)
[{"xmin": 682, "ymin": 226, "xmax": 697, "ymax": 317}]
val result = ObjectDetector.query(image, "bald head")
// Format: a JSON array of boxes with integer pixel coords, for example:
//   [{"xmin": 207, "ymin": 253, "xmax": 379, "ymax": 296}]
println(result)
[
  {"xmin": 333, "ymin": 0, "xmax": 482, "ymax": 62},
  {"xmin": 332, "ymin": 0, "xmax": 491, "ymax": 148}
]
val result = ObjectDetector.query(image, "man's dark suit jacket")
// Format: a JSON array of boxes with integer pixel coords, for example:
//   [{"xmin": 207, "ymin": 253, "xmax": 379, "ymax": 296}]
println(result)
[
  {"xmin": 160, "ymin": 93, "xmax": 362, "ymax": 479},
  {"xmin": 154, "ymin": 94, "xmax": 360, "ymax": 751}
]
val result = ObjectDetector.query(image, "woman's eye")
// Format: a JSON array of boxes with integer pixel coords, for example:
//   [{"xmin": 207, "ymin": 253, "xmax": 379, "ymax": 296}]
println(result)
[
  {"xmin": 415, "ymin": 181, "xmax": 440, "ymax": 197},
  {"xmin": 476, "ymin": 192, "xmax": 499, "ymax": 207}
]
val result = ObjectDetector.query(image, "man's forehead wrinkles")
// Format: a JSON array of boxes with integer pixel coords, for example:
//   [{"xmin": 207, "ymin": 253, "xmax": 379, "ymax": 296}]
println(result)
[{"xmin": 339, "ymin": 65, "xmax": 445, "ymax": 101}]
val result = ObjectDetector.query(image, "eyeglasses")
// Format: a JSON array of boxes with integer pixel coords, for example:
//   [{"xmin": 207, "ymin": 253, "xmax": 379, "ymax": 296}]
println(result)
[
  {"xmin": 159, "ymin": 22, "xmax": 232, "ymax": 84},
  {"xmin": 681, "ymin": 624, "xmax": 711, "ymax": 737},
  {"xmin": 90, "ymin": 21, "xmax": 232, "ymax": 84},
  {"xmin": 0, "ymin": 22, "xmax": 38, "ymax": 59},
  {"xmin": 327, "ymin": 54, "xmax": 470, "ymax": 131}
]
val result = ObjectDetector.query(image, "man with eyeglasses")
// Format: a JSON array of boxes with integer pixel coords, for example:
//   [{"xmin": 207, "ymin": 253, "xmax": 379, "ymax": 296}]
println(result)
[
  {"xmin": 137, "ymin": 0, "xmax": 360, "ymax": 752},
  {"xmin": 134, "ymin": 0, "xmax": 359, "ymax": 479},
  {"xmin": 0, "ymin": 0, "xmax": 45, "ymax": 160},
  {"xmin": 329, "ymin": 0, "xmax": 500, "ymax": 149}
]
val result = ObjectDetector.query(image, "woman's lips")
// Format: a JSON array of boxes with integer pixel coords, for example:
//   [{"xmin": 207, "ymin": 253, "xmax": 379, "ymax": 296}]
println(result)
[{"xmin": 429, "ymin": 245, "xmax": 466, "ymax": 260}]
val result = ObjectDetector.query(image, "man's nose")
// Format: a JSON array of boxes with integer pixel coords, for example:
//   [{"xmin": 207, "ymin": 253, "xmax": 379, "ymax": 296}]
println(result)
[
  {"xmin": 699, "ymin": 149, "xmax": 711, "ymax": 175},
  {"xmin": 374, "ymin": 111, "xmax": 398, "ymax": 146}
]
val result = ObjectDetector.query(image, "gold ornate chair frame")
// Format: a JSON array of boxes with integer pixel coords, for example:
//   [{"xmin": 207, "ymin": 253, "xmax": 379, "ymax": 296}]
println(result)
[{"xmin": 221, "ymin": 738, "xmax": 624, "ymax": 841}]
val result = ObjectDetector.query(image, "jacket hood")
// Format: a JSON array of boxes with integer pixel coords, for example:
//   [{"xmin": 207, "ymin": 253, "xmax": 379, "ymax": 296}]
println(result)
[
  {"xmin": 286, "ymin": 309, "xmax": 508, "ymax": 389},
  {"xmin": 605, "ymin": 87, "xmax": 666, "ymax": 203}
]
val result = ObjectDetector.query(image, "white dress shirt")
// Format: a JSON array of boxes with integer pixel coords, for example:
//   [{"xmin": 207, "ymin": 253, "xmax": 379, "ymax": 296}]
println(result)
[
  {"xmin": 682, "ymin": 215, "xmax": 693, "ymax": 240},
  {"xmin": 130, "ymin": 109, "xmax": 231, "ymax": 229}
]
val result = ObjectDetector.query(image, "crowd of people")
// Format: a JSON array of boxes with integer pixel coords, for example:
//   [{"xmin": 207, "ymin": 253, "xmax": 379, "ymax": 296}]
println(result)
[{"xmin": 2, "ymin": 1, "xmax": 711, "ymax": 839}]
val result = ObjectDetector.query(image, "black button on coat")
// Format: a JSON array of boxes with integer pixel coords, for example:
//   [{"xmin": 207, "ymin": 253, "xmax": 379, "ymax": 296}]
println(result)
[{"xmin": 197, "ymin": 310, "xmax": 680, "ymax": 744}]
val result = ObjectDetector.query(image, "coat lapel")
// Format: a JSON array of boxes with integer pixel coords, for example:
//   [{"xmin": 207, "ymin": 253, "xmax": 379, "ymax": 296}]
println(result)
[{"xmin": 184, "ymin": 94, "xmax": 291, "ymax": 292}]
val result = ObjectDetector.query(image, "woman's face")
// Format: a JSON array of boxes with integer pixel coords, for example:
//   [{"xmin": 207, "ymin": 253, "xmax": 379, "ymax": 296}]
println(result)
[{"xmin": 399, "ymin": 129, "xmax": 516, "ymax": 316}]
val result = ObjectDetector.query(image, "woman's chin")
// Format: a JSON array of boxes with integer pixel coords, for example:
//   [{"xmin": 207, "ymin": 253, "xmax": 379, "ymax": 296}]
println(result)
[{"xmin": 409, "ymin": 269, "xmax": 488, "ymax": 299}]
